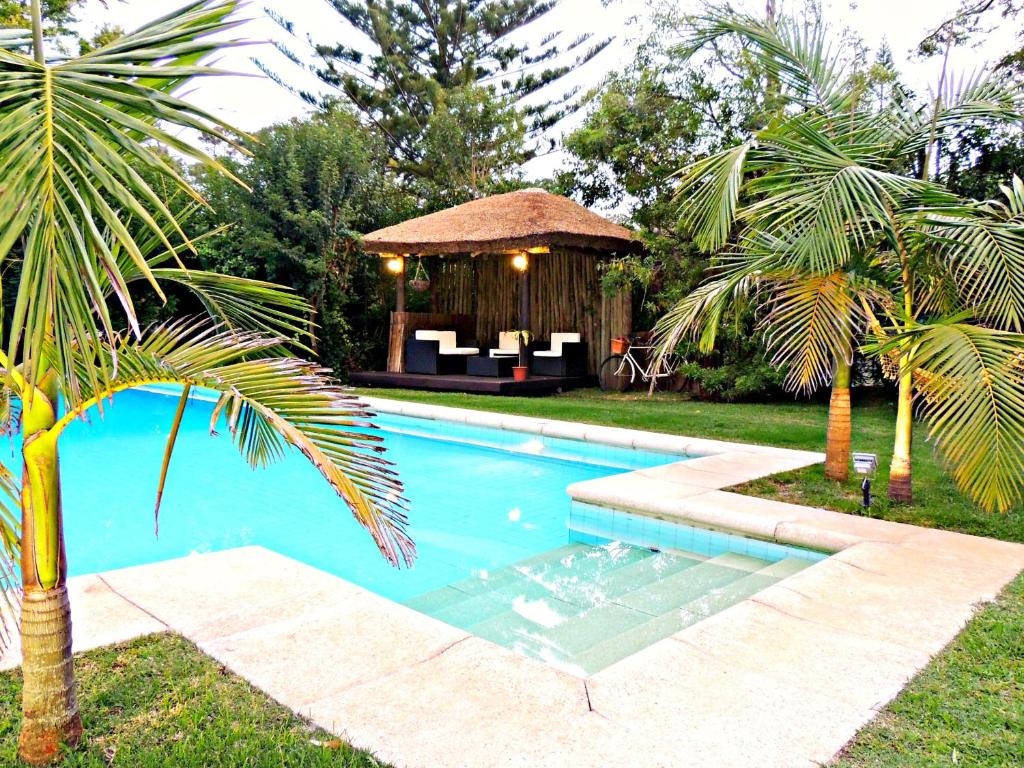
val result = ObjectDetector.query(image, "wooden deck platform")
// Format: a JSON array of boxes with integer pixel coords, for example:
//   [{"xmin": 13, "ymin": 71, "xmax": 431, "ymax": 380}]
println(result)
[{"xmin": 349, "ymin": 370, "xmax": 592, "ymax": 396}]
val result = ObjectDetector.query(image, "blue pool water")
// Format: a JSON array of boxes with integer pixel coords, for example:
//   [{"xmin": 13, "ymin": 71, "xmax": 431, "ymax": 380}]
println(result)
[
  {"xmin": 37, "ymin": 388, "xmax": 826, "ymax": 673},
  {"xmin": 46, "ymin": 389, "xmax": 679, "ymax": 601}
]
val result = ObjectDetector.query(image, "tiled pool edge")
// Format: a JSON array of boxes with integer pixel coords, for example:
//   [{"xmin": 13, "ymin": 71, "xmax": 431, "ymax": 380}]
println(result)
[
  {"xmin": 3, "ymin": 398, "xmax": 1024, "ymax": 767},
  {"xmin": 363, "ymin": 395, "xmax": 841, "ymax": 553},
  {"xmin": 361, "ymin": 395, "xmax": 826, "ymax": 462}
]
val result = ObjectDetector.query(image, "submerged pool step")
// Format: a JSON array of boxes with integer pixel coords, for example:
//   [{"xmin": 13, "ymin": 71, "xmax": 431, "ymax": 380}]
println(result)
[
  {"xmin": 403, "ymin": 543, "xmax": 589, "ymax": 613},
  {"xmin": 466, "ymin": 555, "xmax": 812, "ymax": 676},
  {"xmin": 573, "ymin": 557, "xmax": 814, "ymax": 673},
  {"xmin": 403, "ymin": 542, "xmax": 652, "ymax": 619},
  {"xmin": 611, "ymin": 552, "xmax": 771, "ymax": 616},
  {"xmin": 462, "ymin": 551, "xmax": 755, "ymax": 667},
  {"xmin": 464, "ymin": 550, "xmax": 705, "ymax": 653},
  {"xmin": 403, "ymin": 540, "xmax": 819, "ymax": 677},
  {"xmin": 587, "ymin": 549, "xmax": 706, "ymax": 600},
  {"xmin": 469, "ymin": 600, "xmax": 641, "ymax": 666}
]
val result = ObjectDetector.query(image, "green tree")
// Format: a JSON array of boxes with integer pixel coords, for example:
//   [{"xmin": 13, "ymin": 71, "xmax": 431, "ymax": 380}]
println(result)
[
  {"xmin": 655, "ymin": 10, "xmax": 1024, "ymax": 509},
  {"xmin": 191, "ymin": 108, "xmax": 414, "ymax": 375},
  {"xmin": 557, "ymin": 19, "xmax": 779, "ymax": 397},
  {"xmin": 0, "ymin": 0, "xmax": 79, "ymax": 32},
  {"xmin": 0, "ymin": 2, "xmax": 413, "ymax": 762},
  {"xmin": 77, "ymin": 22, "xmax": 122, "ymax": 55},
  {"xmin": 0, "ymin": 0, "xmax": 100, "ymax": 52},
  {"xmin": 418, "ymin": 83, "xmax": 527, "ymax": 206},
  {"xmin": 297, "ymin": 0, "xmax": 610, "ymax": 178},
  {"xmin": 917, "ymin": 0, "xmax": 1023, "ymax": 58}
]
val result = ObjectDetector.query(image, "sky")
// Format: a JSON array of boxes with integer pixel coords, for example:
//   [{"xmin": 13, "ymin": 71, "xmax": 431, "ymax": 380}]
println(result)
[{"xmin": 75, "ymin": 0, "xmax": 1021, "ymax": 177}]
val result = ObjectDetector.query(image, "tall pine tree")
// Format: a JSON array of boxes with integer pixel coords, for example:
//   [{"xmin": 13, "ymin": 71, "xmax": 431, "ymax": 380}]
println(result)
[{"xmin": 278, "ymin": 1, "xmax": 611, "ymax": 178}]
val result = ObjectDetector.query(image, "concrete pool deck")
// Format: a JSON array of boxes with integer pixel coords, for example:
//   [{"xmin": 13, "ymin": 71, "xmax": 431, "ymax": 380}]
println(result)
[{"xmin": 3, "ymin": 398, "xmax": 1024, "ymax": 767}]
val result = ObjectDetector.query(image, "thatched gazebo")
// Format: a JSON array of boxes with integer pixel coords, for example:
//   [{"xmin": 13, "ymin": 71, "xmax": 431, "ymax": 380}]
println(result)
[{"xmin": 356, "ymin": 188, "xmax": 638, "ymax": 392}]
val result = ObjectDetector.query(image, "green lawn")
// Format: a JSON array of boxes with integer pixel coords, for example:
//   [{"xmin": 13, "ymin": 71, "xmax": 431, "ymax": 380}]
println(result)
[
  {"xmin": 355, "ymin": 387, "xmax": 1024, "ymax": 543},
  {"xmin": 0, "ymin": 634, "xmax": 385, "ymax": 767}
]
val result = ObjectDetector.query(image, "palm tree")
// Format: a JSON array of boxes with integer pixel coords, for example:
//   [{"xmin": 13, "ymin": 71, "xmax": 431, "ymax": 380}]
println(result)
[
  {"xmin": 656, "ymin": 245, "xmax": 862, "ymax": 482},
  {"xmin": 0, "ymin": 2, "xmax": 414, "ymax": 763},
  {"xmin": 655, "ymin": 11, "xmax": 1024, "ymax": 511}
]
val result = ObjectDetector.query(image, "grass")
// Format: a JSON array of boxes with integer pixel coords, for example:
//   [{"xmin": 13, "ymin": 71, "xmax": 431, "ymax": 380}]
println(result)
[
  {"xmin": 832, "ymin": 573, "xmax": 1024, "ymax": 767},
  {"xmin": 0, "ymin": 634, "xmax": 385, "ymax": 767},
  {"xmin": 355, "ymin": 387, "xmax": 1024, "ymax": 544}
]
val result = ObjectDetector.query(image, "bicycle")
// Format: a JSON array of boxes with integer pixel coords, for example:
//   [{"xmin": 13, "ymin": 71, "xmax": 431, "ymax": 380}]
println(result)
[{"xmin": 598, "ymin": 336, "xmax": 685, "ymax": 393}]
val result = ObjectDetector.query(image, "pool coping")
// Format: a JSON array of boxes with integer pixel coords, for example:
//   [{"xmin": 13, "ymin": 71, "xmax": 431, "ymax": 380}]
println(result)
[{"xmin": 4, "ymin": 397, "xmax": 1024, "ymax": 767}]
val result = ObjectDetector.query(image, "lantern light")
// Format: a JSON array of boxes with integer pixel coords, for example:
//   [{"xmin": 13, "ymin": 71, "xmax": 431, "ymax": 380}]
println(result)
[
  {"xmin": 386, "ymin": 256, "xmax": 405, "ymax": 274},
  {"xmin": 853, "ymin": 453, "xmax": 877, "ymax": 475},
  {"xmin": 853, "ymin": 452, "xmax": 878, "ymax": 508},
  {"xmin": 512, "ymin": 253, "xmax": 529, "ymax": 272}
]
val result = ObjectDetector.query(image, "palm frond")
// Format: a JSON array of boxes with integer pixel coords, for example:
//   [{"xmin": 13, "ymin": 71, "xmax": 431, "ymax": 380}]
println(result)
[
  {"xmin": 103, "ymin": 206, "xmax": 315, "ymax": 347},
  {"xmin": 54, "ymin": 319, "xmax": 414, "ymax": 567},
  {"xmin": 0, "ymin": 29, "xmax": 31, "ymax": 51},
  {"xmin": 742, "ymin": 133, "xmax": 941, "ymax": 271},
  {"xmin": 0, "ymin": 458, "xmax": 21, "ymax": 659},
  {"xmin": 917, "ymin": 199, "xmax": 1024, "ymax": 332},
  {"xmin": 674, "ymin": 141, "xmax": 754, "ymax": 252},
  {"xmin": 652, "ymin": 249, "xmax": 774, "ymax": 356},
  {"xmin": 0, "ymin": 0, "xmax": 251, "ymax": 403},
  {"xmin": 876, "ymin": 322, "xmax": 1024, "ymax": 513},
  {"xmin": 679, "ymin": 12, "xmax": 851, "ymax": 113},
  {"xmin": 763, "ymin": 272, "xmax": 859, "ymax": 394},
  {"xmin": 150, "ymin": 270, "xmax": 314, "ymax": 347},
  {"xmin": 884, "ymin": 68, "xmax": 1024, "ymax": 157},
  {"xmin": 995, "ymin": 176, "xmax": 1024, "ymax": 222},
  {"xmin": 154, "ymin": 383, "xmax": 191, "ymax": 535}
]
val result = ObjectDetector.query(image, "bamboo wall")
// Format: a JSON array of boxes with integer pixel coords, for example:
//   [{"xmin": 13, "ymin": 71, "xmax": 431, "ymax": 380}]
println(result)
[{"xmin": 425, "ymin": 248, "xmax": 632, "ymax": 375}]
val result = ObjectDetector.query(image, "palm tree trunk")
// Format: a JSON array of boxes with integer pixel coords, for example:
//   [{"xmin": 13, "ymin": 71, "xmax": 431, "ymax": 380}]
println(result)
[
  {"xmin": 18, "ymin": 373, "xmax": 81, "ymax": 765},
  {"xmin": 18, "ymin": 588, "xmax": 79, "ymax": 764},
  {"xmin": 19, "ymin": 8, "xmax": 81, "ymax": 757},
  {"xmin": 887, "ymin": 361, "xmax": 914, "ymax": 504},
  {"xmin": 824, "ymin": 358, "xmax": 851, "ymax": 481}
]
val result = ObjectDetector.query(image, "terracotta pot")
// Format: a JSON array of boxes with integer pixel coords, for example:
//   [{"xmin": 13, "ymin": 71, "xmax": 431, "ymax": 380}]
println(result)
[
  {"xmin": 512, "ymin": 365, "xmax": 529, "ymax": 382},
  {"xmin": 610, "ymin": 337, "xmax": 628, "ymax": 355}
]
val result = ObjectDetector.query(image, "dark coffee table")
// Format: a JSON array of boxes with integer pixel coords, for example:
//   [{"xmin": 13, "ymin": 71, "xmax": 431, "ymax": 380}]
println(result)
[{"xmin": 467, "ymin": 355, "xmax": 516, "ymax": 377}]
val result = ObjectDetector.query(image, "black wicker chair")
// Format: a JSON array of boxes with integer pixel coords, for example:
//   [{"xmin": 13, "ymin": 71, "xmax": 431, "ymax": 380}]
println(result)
[
  {"xmin": 405, "ymin": 330, "xmax": 479, "ymax": 374},
  {"xmin": 531, "ymin": 333, "xmax": 587, "ymax": 377}
]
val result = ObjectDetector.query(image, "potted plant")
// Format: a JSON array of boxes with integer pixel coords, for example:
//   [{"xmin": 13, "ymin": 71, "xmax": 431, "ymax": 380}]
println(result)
[{"xmin": 510, "ymin": 329, "xmax": 532, "ymax": 381}]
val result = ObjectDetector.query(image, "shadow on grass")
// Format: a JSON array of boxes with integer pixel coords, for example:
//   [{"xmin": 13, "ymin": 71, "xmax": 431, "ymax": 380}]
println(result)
[{"xmin": 0, "ymin": 633, "xmax": 388, "ymax": 767}]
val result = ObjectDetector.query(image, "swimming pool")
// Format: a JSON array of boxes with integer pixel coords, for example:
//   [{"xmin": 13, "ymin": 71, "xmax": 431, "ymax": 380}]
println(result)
[{"xmin": 49, "ymin": 388, "xmax": 823, "ymax": 674}]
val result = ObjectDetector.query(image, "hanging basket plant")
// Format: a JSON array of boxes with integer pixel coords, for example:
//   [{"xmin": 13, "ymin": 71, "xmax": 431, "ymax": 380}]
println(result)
[{"xmin": 409, "ymin": 258, "xmax": 430, "ymax": 292}]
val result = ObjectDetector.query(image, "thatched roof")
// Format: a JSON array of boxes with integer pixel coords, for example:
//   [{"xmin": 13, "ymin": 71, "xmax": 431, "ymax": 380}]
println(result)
[{"xmin": 362, "ymin": 188, "xmax": 638, "ymax": 255}]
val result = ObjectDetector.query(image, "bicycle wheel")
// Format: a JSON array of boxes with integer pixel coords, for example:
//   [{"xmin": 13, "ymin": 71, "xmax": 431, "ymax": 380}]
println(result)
[
  {"xmin": 598, "ymin": 355, "xmax": 633, "ymax": 392},
  {"xmin": 653, "ymin": 354, "xmax": 687, "ymax": 393}
]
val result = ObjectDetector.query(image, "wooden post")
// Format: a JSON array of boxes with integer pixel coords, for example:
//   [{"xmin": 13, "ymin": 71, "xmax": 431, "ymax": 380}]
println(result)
[
  {"xmin": 395, "ymin": 259, "xmax": 406, "ymax": 313},
  {"xmin": 513, "ymin": 251, "xmax": 531, "ymax": 333},
  {"xmin": 519, "ymin": 267, "xmax": 530, "ymax": 333},
  {"xmin": 387, "ymin": 311, "xmax": 406, "ymax": 373},
  {"xmin": 384, "ymin": 254, "xmax": 406, "ymax": 372}
]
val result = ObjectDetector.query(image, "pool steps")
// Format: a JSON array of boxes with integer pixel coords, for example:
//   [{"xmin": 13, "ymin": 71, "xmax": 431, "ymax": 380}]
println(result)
[{"xmin": 404, "ymin": 543, "xmax": 813, "ymax": 675}]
